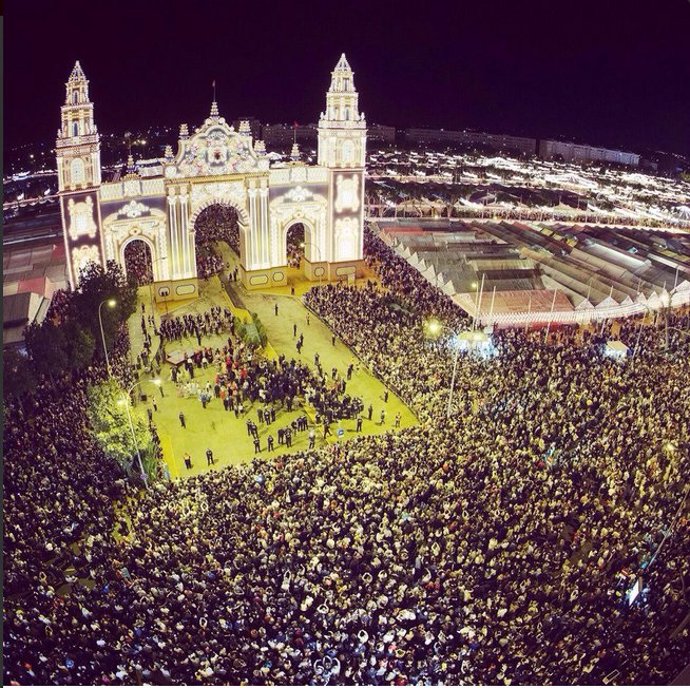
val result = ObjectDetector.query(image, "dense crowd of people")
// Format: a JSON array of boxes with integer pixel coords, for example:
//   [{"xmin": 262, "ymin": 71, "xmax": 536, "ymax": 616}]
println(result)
[
  {"xmin": 192, "ymin": 204, "xmax": 241, "ymax": 279},
  {"xmin": 286, "ymin": 224, "xmax": 305, "ymax": 268},
  {"xmin": 196, "ymin": 245, "xmax": 226, "ymax": 280},
  {"xmin": 160, "ymin": 310, "xmax": 364, "ymax": 427},
  {"xmin": 194, "ymin": 204, "xmax": 241, "ymax": 255},
  {"xmin": 124, "ymin": 241, "xmax": 154, "ymax": 286},
  {"xmin": 3, "ymin": 226, "xmax": 689, "ymax": 685},
  {"xmin": 158, "ymin": 307, "xmax": 234, "ymax": 344}
]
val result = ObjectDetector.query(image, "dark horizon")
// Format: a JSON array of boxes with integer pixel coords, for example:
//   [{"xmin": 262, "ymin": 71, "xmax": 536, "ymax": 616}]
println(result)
[{"xmin": 5, "ymin": 0, "xmax": 690, "ymax": 156}]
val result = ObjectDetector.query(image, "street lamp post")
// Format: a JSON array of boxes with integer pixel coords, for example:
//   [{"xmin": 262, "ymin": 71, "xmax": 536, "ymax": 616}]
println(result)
[
  {"xmin": 98, "ymin": 298, "xmax": 117, "ymax": 375},
  {"xmin": 427, "ymin": 320, "xmax": 460, "ymax": 419},
  {"xmin": 120, "ymin": 378, "xmax": 161, "ymax": 491}
]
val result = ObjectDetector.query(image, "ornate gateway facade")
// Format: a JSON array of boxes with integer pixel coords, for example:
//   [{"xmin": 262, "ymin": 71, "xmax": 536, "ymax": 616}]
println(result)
[{"xmin": 56, "ymin": 55, "xmax": 366, "ymax": 299}]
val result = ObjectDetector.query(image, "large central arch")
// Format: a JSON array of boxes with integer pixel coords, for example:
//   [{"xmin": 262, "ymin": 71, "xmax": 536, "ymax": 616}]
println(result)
[
  {"xmin": 188, "ymin": 195, "xmax": 250, "ymax": 230},
  {"xmin": 122, "ymin": 237, "xmax": 154, "ymax": 285},
  {"xmin": 192, "ymin": 204, "xmax": 242, "ymax": 280}
]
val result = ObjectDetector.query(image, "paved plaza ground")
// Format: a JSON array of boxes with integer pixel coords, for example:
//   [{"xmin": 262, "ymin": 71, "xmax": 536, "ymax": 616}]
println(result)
[{"xmin": 128, "ymin": 256, "xmax": 417, "ymax": 479}]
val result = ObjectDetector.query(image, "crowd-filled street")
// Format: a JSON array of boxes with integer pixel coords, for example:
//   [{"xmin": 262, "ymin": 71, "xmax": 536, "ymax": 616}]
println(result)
[{"xmin": 4, "ymin": 223, "xmax": 690, "ymax": 685}]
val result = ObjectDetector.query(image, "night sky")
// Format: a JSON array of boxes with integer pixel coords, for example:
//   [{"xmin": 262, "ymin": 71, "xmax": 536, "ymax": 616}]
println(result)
[{"xmin": 5, "ymin": 0, "xmax": 690, "ymax": 155}]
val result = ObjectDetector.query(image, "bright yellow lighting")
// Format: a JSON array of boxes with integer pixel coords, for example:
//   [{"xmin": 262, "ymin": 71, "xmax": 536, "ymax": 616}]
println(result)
[
  {"xmin": 151, "ymin": 379, "xmax": 162, "ymax": 386},
  {"xmin": 107, "ymin": 298, "xmax": 117, "ymax": 308},
  {"xmin": 427, "ymin": 320, "xmax": 442, "ymax": 335}
]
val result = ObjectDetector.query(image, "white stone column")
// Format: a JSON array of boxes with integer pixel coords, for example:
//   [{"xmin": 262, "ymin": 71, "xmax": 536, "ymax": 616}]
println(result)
[
  {"xmin": 179, "ymin": 191, "xmax": 191, "ymax": 277},
  {"xmin": 357, "ymin": 170, "xmax": 365, "ymax": 259},
  {"xmin": 168, "ymin": 192, "xmax": 179, "ymax": 279},
  {"xmin": 259, "ymin": 184, "xmax": 269, "ymax": 267},
  {"xmin": 248, "ymin": 186, "xmax": 259, "ymax": 269}
]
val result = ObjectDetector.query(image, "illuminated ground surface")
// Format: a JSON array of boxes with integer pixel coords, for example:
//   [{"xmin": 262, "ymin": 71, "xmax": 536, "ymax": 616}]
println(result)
[{"xmin": 128, "ymin": 261, "xmax": 417, "ymax": 478}]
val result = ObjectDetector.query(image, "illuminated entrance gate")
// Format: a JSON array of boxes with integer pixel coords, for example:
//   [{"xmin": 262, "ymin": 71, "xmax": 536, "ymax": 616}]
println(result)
[{"xmin": 57, "ymin": 55, "xmax": 368, "ymax": 298}]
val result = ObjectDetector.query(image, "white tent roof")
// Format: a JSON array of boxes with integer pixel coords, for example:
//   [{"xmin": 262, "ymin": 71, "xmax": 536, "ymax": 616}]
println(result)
[{"xmin": 606, "ymin": 340, "xmax": 630, "ymax": 354}]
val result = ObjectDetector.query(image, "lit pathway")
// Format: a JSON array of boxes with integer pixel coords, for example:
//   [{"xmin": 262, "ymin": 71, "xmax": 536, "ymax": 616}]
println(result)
[{"xmin": 126, "ymin": 260, "xmax": 417, "ymax": 478}]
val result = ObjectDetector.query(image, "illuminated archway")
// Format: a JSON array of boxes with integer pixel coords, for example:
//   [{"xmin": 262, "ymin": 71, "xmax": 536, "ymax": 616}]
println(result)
[
  {"xmin": 122, "ymin": 238, "xmax": 154, "ymax": 286},
  {"xmin": 192, "ymin": 204, "xmax": 241, "ymax": 280}
]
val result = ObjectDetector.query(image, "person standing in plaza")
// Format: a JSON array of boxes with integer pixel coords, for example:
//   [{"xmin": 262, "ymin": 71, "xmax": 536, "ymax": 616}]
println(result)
[
  {"xmin": 267, "ymin": 435, "xmax": 274, "ymax": 451},
  {"xmin": 380, "ymin": 409, "xmax": 386, "ymax": 425},
  {"xmin": 253, "ymin": 437, "xmax": 261, "ymax": 453},
  {"xmin": 308, "ymin": 428, "xmax": 316, "ymax": 449},
  {"xmin": 367, "ymin": 404, "xmax": 373, "ymax": 421},
  {"xmin": 394, "ymin": 412, "xmax": 401, "ymax": 428},
  {"xmin": 206, "ymin": 448, "xmax": 215, "ymax": 466},
  {"xmin": 184, "ymin": 452, "xmax": 192, "ymax": 470},
  {"xmin": 356, "ymin": 415, "xmax": 363, "ymax": 432},
  {"xmin": 179, "ymin": 411, "xmax": 186, "ymax": 429},
  {"xmin": 274, "ymin": 303, "xmax": 279, "ymax": 316}
]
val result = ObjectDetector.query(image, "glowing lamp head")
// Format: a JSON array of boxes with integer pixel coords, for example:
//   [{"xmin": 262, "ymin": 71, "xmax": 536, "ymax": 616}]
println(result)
[
  {"xmin": 427, "ymin": 320, "xmax": 442, "ymax": 336},
  {"xmin": 107, "ymin": 298, "xmax": 117, "ymax": 308},
  {"xmin": 151, "ymin": 378, "xmax": 162, "ymax": 387}
]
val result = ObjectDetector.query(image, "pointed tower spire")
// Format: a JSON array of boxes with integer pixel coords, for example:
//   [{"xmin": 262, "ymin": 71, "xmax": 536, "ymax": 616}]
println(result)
[
  {"xmin": 57, "ymin": 59, "xmax": 101, "ymax": 185},
  {"xmin": 318, "ymin": 53, "xmax": 366, "ymax": 167},
  {"xmin": 334, "ymin": 53, "xmax": 352, "ymax": 73},
  {"xmin": 56, "ymin": 61, "xmax": 104, "ymax": 289},
  {"xmin": 210, "ymin": 101, "xmax": 219, "ymax": 118},
  {"xmin": 329, "ymin": 53, "xmax": 356, "ymax": 93},
  {"xmin": 64, "ymin": 60, "xmax": 90, "ymax": 107},
  {"xmin": 68, "ymin": 60, "xmax": 87, "ymax": 83}
]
